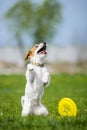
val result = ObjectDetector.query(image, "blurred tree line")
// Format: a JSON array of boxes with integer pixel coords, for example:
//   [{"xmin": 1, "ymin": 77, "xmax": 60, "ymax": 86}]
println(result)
[{"xmin": 5, "ymin": 0, "xmax": 61, "ymax": 53}]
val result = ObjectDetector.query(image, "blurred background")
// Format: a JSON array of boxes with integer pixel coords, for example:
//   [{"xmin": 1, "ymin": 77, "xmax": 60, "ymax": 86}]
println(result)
[{"xmin": 0, "ymin": 0, "xmax": 87, "ymax": 74}]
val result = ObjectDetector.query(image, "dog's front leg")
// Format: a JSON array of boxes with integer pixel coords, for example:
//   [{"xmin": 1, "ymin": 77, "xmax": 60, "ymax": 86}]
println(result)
[
  {"xmin": 43, "ymin": 70, "xmax": 50, "ymax": 87},
  {"xmin": 26, "ymin": 64, "xmax": 35, "ymax": 82}
]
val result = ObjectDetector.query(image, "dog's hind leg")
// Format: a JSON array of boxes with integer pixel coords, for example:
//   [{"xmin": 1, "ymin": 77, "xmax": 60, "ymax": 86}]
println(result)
[
  {"xmin": 33, "ymin": 104, "xmax": 48, "ymax": 116},
  {"xmin": 22, "ymin": 100, "xmax": 32, "ymax": 116},
  {"xmin": 21, "ymin": 96, "xmax": 25, "ymax": 108}
]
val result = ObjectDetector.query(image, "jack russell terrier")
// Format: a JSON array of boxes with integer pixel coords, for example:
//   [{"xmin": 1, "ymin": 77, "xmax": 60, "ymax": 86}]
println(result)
[{"xmin": 21, "ymin": 42, "xmax": 50, "ymax": 116}]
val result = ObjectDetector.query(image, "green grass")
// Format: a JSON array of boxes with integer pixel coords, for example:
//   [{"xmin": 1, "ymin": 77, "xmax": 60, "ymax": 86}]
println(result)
[{"xmin": 0, "ymin": 74, "xmax": 87, "ymax": 130}]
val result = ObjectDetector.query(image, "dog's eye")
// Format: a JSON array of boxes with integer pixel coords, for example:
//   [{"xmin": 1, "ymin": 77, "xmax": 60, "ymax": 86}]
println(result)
[{"xmin": 35, "ymin": 45, "xmax": 38, "ymax": 48}]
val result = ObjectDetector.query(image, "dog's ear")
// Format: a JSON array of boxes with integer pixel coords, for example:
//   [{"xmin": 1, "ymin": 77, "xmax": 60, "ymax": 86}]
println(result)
[{"xmin": 25, "ymin": 51, "xmax": 32, "ymax": 60}]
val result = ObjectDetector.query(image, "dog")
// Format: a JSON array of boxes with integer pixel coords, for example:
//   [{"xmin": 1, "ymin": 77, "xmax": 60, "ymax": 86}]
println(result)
[{"xmin": 21, "ymin": 42, "xmax": 50, "ymax": 116}]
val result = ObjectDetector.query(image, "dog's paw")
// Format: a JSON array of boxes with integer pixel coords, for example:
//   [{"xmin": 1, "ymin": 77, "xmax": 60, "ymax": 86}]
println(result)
[
  {"xmin": 43, "ymin": 82, "xmax": 49, "ymax": 87},
  {"xmin": 22, "ymin": 111, "xmax": 28, "ymax": 117},
  {"xmin": 27, "ymin": 64, "xmax": 34, "ymax": 72},
  {"xmin": 43, "ymin": 74, "xmax": 50, "ymax": 87}
]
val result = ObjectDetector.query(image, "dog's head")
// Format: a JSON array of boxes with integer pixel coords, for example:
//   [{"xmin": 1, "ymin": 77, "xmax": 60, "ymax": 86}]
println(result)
[{"xmin": 25, "ymin": 42, "xmax": 47, "ymax": 62}]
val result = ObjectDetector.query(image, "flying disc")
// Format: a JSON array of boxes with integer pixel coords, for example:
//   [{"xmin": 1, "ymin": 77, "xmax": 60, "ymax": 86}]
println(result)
[{"xmin": 58, "ymin": 98, "xmax": 77, "ymax": 117}]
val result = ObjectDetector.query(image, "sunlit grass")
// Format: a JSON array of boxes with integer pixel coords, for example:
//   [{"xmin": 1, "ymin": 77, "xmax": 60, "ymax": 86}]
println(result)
[{"xmin": 0, "ymin": 74, "xmax": 87, "ymax": 130}]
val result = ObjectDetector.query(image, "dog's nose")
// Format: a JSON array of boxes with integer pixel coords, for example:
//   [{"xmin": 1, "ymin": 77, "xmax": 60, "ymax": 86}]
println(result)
[{"xmin": 43, "ymin": 42, "xmax": 46, "ymax": 45}]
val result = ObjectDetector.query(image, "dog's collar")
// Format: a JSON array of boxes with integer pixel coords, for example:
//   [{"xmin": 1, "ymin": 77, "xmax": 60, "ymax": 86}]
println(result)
[{"xmin": 31, "ymin": 62, "xmax": 44, "ymax": 67}]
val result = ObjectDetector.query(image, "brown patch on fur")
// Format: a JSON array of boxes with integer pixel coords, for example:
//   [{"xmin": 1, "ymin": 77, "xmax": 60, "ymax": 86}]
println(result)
[
  {"xmin": 25, "ymin": 44, "xmax": 38, "ymax": 60},
  {"xmin": 25, "ymin": 51, "xmax": 31, "ymax": 60}
]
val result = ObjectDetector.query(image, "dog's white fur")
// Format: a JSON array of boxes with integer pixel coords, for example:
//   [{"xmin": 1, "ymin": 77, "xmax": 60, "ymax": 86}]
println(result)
[{"xmin": 21, "ymin": 42, "xmax": 50, "ymax": 116}]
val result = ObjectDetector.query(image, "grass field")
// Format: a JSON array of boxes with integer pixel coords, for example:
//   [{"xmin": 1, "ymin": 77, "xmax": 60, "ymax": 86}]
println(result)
[{"xmin": 0, "ymin": 74, "xmax": 87, "ymax": 130}]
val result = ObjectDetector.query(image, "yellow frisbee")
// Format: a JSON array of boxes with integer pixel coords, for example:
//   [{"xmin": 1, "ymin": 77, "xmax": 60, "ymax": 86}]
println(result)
[{"xmin": 58, "ymin": 98, "xmax": 77, "ymax": 117}]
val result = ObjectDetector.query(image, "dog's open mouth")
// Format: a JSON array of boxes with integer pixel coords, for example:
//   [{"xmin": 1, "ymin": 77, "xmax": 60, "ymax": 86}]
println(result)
[{"xmin": 37, "ymin": 45, "xmax": 47, "ymax": 55}]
